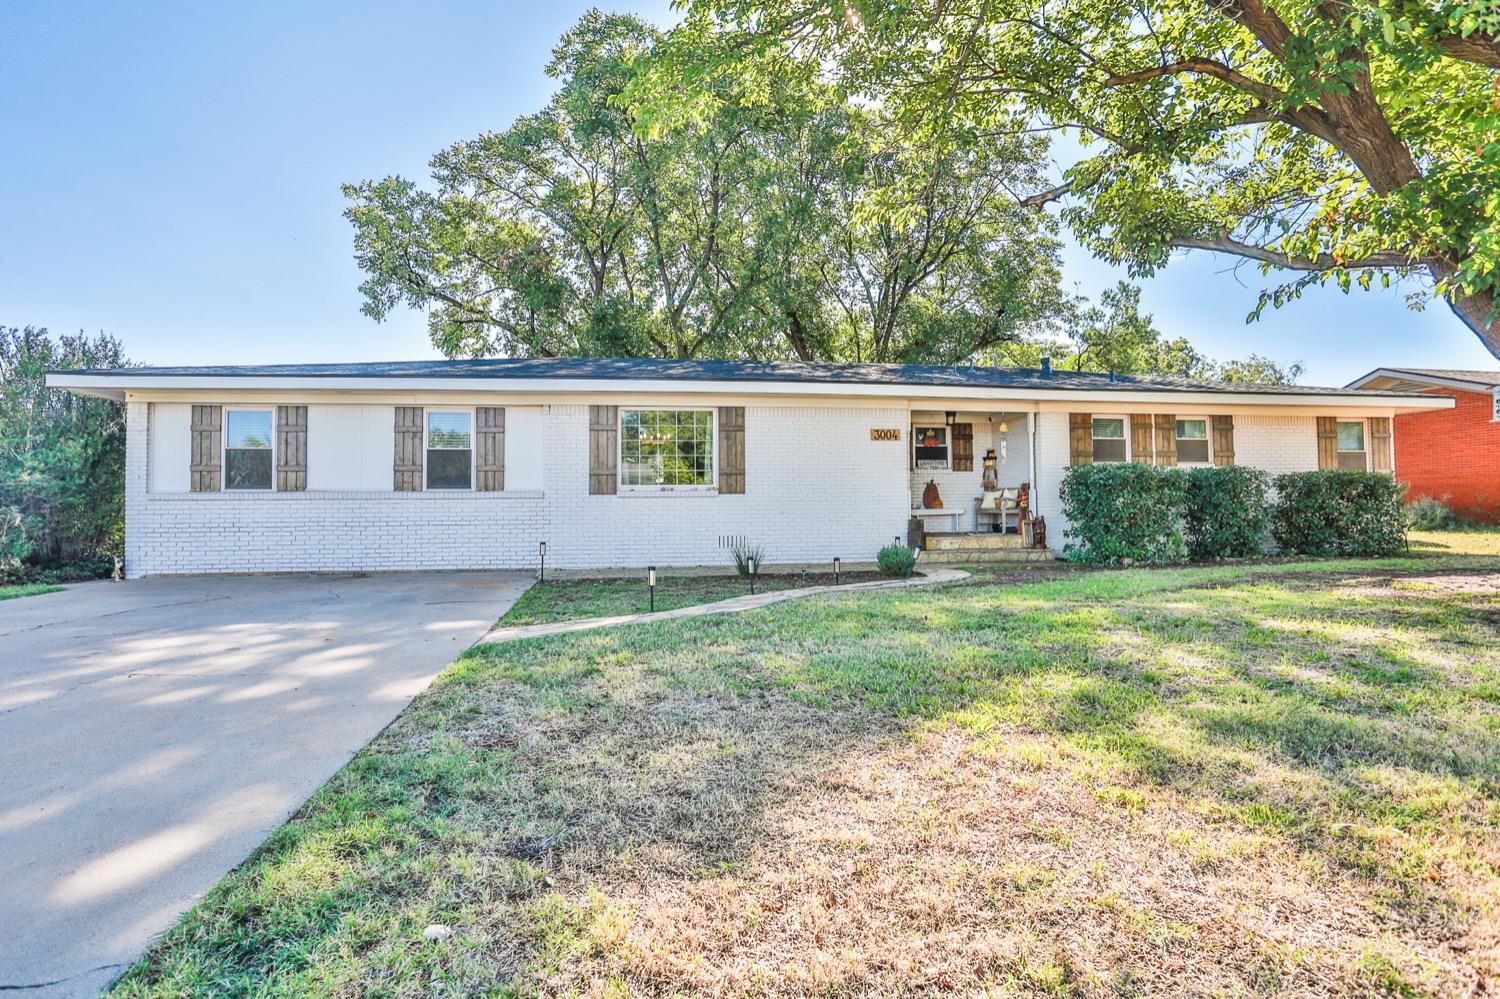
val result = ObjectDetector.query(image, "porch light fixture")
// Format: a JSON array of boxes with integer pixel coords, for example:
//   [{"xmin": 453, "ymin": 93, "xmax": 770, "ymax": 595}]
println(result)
[
  {"xmin": 538, "ymin": 541, "xmax": 547, "ymax": 583},
  {"xmin": 833, "ymin": 557, "xmax": 841, "ymax": 586},
  {"xmin": 944, "ymin": 410, "xmax": 956, "ymax": 426},
  {"xmin": 648, "ymin": 565, "xmax": 656, "ymax": 612}
]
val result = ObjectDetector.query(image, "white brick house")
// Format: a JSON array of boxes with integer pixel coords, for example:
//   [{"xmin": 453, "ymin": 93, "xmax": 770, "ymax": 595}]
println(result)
[{"xmin": 47, "ymin": 358, "xmax": 1450, "ymax": 578}]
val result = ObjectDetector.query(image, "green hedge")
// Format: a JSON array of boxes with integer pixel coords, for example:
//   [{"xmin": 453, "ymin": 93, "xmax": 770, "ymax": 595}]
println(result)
[
  {"xmin": 1271, "ymin": 470, "xmax": 1407, "ymax": 557},
  {"xmin": 1058, "ymin": 463, "xmax": 1188, "ymax": 565},
  {"xmin": 1184, "ymin": 466, "xmax": 1271, "ymax": 561}
]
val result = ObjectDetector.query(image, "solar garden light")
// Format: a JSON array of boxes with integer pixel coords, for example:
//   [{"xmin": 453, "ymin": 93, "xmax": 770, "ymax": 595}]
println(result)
[
  {"xmin": 749, "ymin": 555, "xmax": 758, "ymax": 595},
  {"xmin": 648, "ymin": 565, "xmax": 657, "ymax": 612},
  {"xmin": 538, "ymin": 541, "xmax": 547, "ymax": 584},
  {"xmin": 833, "ymin": 557, "xmax": 841, "ymax": 586}
]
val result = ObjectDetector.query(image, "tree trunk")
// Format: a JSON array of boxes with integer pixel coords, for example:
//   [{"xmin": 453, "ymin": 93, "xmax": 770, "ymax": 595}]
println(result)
[{"xmin": 1428, "ymin": 261, "xmax": 1500, "ymax": 359}]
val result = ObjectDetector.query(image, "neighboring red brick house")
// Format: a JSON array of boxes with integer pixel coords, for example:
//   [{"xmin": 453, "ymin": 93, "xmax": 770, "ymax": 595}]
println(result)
[{"xmin": 1348, "ymin": 367, "xmax": 1500, "ymax": 522}]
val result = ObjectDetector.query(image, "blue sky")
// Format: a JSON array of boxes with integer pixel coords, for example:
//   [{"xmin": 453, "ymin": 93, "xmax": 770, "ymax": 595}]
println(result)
[{"xmin": 2, "ymin": 1, "xmax": 1494, "ymax": 386}]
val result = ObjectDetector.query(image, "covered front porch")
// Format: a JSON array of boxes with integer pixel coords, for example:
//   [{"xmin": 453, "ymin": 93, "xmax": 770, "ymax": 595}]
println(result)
[{"xmin": 907, "ymin": 408, "xmax": 1053, "ymax": 562}]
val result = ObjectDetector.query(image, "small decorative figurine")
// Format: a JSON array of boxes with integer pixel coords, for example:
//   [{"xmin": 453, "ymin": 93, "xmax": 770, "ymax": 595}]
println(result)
[
  {"xmin": 922, "ymin": 479, "xmax": 943, "ymax": 508},
  {"xmin": 981, "ymin": 449, "xmax": 998, "ymax": 491},
  {"xmin": 111, "ymin": 556, "xmax": 124, "ymax": 582}
]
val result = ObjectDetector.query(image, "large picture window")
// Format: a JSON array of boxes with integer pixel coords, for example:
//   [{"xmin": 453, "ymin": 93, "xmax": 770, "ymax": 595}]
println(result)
[
  {"xmin": 1091, "ymin": 417, "xmax": 1127, "ymax": 463},
  {"xmin": 1336, "ymin": 420, "xmax": 1367, "ymax": 470},
  {"xmin": 224, "ymin": 409, "xmax": 273, "ymax": 490},
  {"xmin": 1176, "ymin": 418, "xmax": 1210, "ymax": 463},
  {"xmin": 913, "ymin": 426, "xmax": 949, "ymax": 470},
  {"xmin": 426, "ymin": 411, "xmax": 473, "ymax": 489},
  {"xmin": 621, "ymin": 409, "xmax": 714, "ymax": 487}
]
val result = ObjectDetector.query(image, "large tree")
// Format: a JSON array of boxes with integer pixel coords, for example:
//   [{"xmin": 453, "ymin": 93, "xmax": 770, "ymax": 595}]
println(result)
[
  {"xmin": 344, "ymin": 10, "xmax": 1066, "ymax": 363},
  {"xmin": 639, "ymin": 0, "xmax": 1500, "ymax": 358}
]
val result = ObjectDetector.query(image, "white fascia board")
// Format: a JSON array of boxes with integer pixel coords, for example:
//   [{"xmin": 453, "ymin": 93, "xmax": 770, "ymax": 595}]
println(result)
[
  {"xmin": 46, "ymin": 372, "xmax": 1451, "ymax": 411},
  {"xmin": 1346, "ymin": 368, "xmax": 1493, "ymax": 394}
]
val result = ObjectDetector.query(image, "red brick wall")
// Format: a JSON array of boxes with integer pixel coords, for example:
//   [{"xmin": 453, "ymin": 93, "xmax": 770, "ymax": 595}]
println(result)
[{"xmin": 1394, "ymin": 387, "xmax": 1500, "ymax": 522}]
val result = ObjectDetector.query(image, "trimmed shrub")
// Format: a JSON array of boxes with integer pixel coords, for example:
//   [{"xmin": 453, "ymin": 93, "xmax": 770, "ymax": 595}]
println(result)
[
  {"xmin": 729, "ymin": 539, "xmax": 766, "ymax": 576},
  {"xmin": 1184, "ymin": 466, "xmax": 1271, "ymax": 561},
  {"xmin": 1405, "ymin": 495, "xmax": 1457, "ymax": 531},
  {"xmin": 1271, "ymin": 470, "xmax": 1406, "ymax": 557},
  {"xmin": 1058, "ymin": 463, "xmax": 1188, "ymax": 565},
  {"xmin": 876, "ymin": 544, "xmax": 917, "ymax": 578}
]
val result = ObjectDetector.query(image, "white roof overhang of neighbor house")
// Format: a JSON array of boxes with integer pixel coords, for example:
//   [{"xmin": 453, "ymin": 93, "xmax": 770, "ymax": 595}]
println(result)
[
  {"xmin": 1346, "ymin": 366, "xmax": 1500, "ymax": 395},
  {"xmin": 48, "ymin": 358, "xmax": 1455, "ymax": 415}
]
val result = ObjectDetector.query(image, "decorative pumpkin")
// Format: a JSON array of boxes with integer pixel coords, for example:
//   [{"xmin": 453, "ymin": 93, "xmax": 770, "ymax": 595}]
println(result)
[{"xmin": 922, "ymin": 479, "xmax": 943, "ymax": 509}]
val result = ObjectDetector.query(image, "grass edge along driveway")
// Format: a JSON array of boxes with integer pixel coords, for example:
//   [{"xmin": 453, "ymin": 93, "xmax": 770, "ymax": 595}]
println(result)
[{"xmin": 111, "ymin": 534, "xmax": 1500, "ymax": 997}]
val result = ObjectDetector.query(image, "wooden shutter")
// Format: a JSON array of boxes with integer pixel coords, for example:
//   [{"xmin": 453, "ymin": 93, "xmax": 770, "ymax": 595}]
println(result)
[
  {"xmin": 1368, "ymin": 416, "xmax": 1393, "ymax": 473},
  {"xmin": 589, "ymin": 405, "xmax": 618, "ymax": 495},
  {"xmin": 951, "ymin": 422, "xmax": 974, "ymax": 471},
  {"xmin": 1153, "ymin": 414, "xmax": 1177, "ymax": 466},
  {"xmin": 475, "ymin": 406, "xmax": 505, "ymax": 491},
  {"xmin": 276, "ymin": 405, "xmax": 307, "ymax": 491},
  {"xmin": 1069, "ymin": 413, "xmax": 1092, "ymax": 466},
  {"xmin": 394, "ymin": 406, "xmax": 423, "ymax": 491},
  {"xmin": 1211, "ymin": 415, "xmax": 1235, "ymax": 467},
  {"xmin": 718, "ymin": 406, "xmax": 745, "ymax": 494},
  {"xmin": 189, "ymin": 404, "xmax": 222, "ymax": 492},
  {"xmin": 1316, "ymin": 416, "xmax": 1338, "ymax": 470},
  {"xmin": 1130, "ymin": 414, "xmax": 1154, "ymax": 464}
]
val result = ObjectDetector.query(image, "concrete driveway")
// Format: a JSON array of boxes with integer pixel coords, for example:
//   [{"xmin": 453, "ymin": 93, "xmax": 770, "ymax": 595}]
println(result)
[{"xmin": 0, "ymin": 572, "xmax": 530, "ymax": 996}]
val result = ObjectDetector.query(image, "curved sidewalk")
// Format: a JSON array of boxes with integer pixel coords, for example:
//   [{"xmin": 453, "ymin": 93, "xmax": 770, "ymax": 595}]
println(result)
[{"xmin": 473, "ymin": 566, "xmax": 971, "ymax": 647}]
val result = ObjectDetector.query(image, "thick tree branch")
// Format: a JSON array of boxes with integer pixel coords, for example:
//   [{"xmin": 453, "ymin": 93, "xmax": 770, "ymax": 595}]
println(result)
[
  {"xmin": 1436, "ymin": 30, "xmax": 1500, "ymax": 69},
  {"xmin": 1170, "ymin": 232, "xmax": 1411, "ymax": 269},
  {"xmin": 1103, "ymin": 57, "xmax": 1286, "ymax": 107}
]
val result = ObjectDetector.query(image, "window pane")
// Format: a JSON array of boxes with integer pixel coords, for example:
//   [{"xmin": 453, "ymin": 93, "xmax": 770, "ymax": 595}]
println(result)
[
  {"xmin": 428, "ymin": 412, "xmax": 471, "ymax": 449},
  {"xmin": 620, "ymin": 409, "xmax": 714, "ymax": 486},
  {"xmin": 1176, "ymin": 419, "xmax": 1207, "ymax": 440},
  {"xmin": 1092, "ymin": 418, "xmax": 1125, "ymax": 439},
  {"xmin": 225, "ymin": 449, "xmax": 272, "ymax": 489},
  {"xmin": 1336, "ymin": 421, "xmax": 1364, "ymax": 452},
  {"xmin": 427, "ymin": 448, "xmax": 471, "ymax": 488},
  {"xmin": 1093, "ymin": 438, "xmax": 1127, "ymax": 462},
  {"xmin": 226, "ymin": 410, "xmax": 272, "ymax": 449},
  {"xmin": 1337, "ymin": 451, "xmax": 1367, "ymax": 470},
  {"xmin": 1178, "ymin": 439, "xmax": 1210, "ymax": 463}
]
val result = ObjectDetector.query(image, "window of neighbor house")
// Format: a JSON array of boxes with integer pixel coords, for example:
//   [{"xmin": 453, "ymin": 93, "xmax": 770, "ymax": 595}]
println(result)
[
  {"xmin": 620, "ymin": 409, "xmax": 714, "ymax": 487},
  {"xmin": 224, "ymin": 409, "xmax": 274, "ymax": 490},
  {"xmin": 426, "ymin": 411, "xmax": 473, "ymax": 489},
  {"xmin": 1092, "ymin": 417, "xmax": 1127, "ymax": 463},
  {"xmin": 1176, "ymin": 418, "xmax": 1210, "ymax": 463},
  {"xmin": 913, "ymin": 426, "xmax": 949, "ymax": 469},
  {"xmin": 1336, "ymin": 420, "xmax": 1367, "ymax": 470}
]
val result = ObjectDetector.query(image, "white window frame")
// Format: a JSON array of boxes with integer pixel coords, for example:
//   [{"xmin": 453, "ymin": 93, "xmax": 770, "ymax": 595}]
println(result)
[
  {"xmin": 1175, "ymin": 417, "xmax": 1211, "ymax": 465},
  {"xmin": 1335, "ymin": 418, "xmax": 1369, "ymax": 471},
  {"xmin": 425, "ymin": 407, "xmax": 475, "ymax": 491},
  {"xmin": 1091, "ymin": 415, "xmax": 1129, "ymax": 464},
  {"xmin": 913, "ymin": 425, "xmax": 951, "ymax": 471},
  {"xmin": 222, "ymin": 406, "xmax": 276, "ymax": 492},
  {"xmin": 618, "ymin": 408, "xmax": 718, "ymax": 493}
]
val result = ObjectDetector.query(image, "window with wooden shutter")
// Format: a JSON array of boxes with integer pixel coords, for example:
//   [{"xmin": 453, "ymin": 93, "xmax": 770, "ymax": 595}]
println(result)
[
  {"xmin": 190, "ymin": 405, "xmax": 222, "ymax": 492},
  {"xmin": 951, "ymin": 422, "xmax": 974, "ymax": 471},
  {"xmin": 1069, "ymin": 413, "xmax": 1092, "ymax": 465},
  {"xmin": 1130, "ymin": 414, "xmax": 1154, "ymax": 464},
  {"xmin": 1316, "ymin": 416, "xmax": 1339, "ymax": 470},
  {"xmin": 1153, "ymin": 414, "xmax": 1178, "ymax": 466},
  {"xmin": 276, "ymin": 406, "xmax": 307, "ymax": 491},
  {"xmin": 589, "ymin": 405, "xmax": 618, "ymax": 495},
  {"xmin": 394, "ymin": 406, "xmax": 423, "ymax": 491},
  {"xmin": 1211, "ymin": 415, "xmax": 1235, "ymax": 466},
  {"xmin": 718, "ymin": 406, "xmax": 745, "ymax": 493},
  {"xmin": 475, "ymin": 407, "xmax": 505, "ymax": 491}
]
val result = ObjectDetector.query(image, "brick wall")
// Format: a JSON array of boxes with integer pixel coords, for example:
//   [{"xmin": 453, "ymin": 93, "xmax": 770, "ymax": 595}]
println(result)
[
  {"xmin": 124, "ymin": 401, "xmax": 909, "ymax": 577},
  {"xmin": 1394, "ymin": 387, "xmax": 1500, "ymax": 521}
]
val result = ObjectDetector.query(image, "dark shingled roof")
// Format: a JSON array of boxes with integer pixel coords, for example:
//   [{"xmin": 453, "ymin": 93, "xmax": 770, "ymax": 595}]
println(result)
[{"xmin": 51, "ymin": 356, "xmax": 1426, "ymax": 396}]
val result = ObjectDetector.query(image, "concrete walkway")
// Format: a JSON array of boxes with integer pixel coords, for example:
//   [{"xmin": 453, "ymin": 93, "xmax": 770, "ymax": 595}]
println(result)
[
  {"xmin": 0, "ymin": 572, "xmax": 530, "ymax": 997},
  {"xmin": 475, "ymin": 566, "xmax": 969, "ymax": 646}
]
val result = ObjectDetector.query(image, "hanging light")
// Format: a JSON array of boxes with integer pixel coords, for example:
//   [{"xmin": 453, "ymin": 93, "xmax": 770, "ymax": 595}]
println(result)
[{"xmin": 999, "ymin": 420, "xmax": 1009, "ymax": 434}]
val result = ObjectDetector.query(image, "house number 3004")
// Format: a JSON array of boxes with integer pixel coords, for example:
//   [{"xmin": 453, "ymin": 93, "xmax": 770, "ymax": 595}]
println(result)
[{"xmin": 870, "ymin": 428, "xmax": 902, "ymax": 441}]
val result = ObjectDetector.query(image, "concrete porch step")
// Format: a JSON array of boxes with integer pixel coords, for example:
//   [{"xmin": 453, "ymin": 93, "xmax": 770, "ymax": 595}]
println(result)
[
  {"xmin": 923, "ymin": 532, "xmax": 1027, "ymax": 551},
  {"xmin": 919, "ymin": 548, "xmax": 1054, "ymax": 564}
]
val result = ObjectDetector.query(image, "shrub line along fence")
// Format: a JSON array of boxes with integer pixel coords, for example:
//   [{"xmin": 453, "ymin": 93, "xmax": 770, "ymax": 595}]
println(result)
[{"xmin": 1059, "ymin": 465, "xmax": 1407, "ymax": 565}]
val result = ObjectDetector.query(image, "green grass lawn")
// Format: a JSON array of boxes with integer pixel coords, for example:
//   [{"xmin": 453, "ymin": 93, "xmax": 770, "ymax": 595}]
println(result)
[
  {"xmin": 111, "ymin": 531, "xmax": 1500, "ymax": 997},
  {"xmin": 500, "ymin": 570, "xmax": 887, "ymax": 626},
  {"xmin": 0, "ymin": 582, "xmax": 64, "ymax": 600}
]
